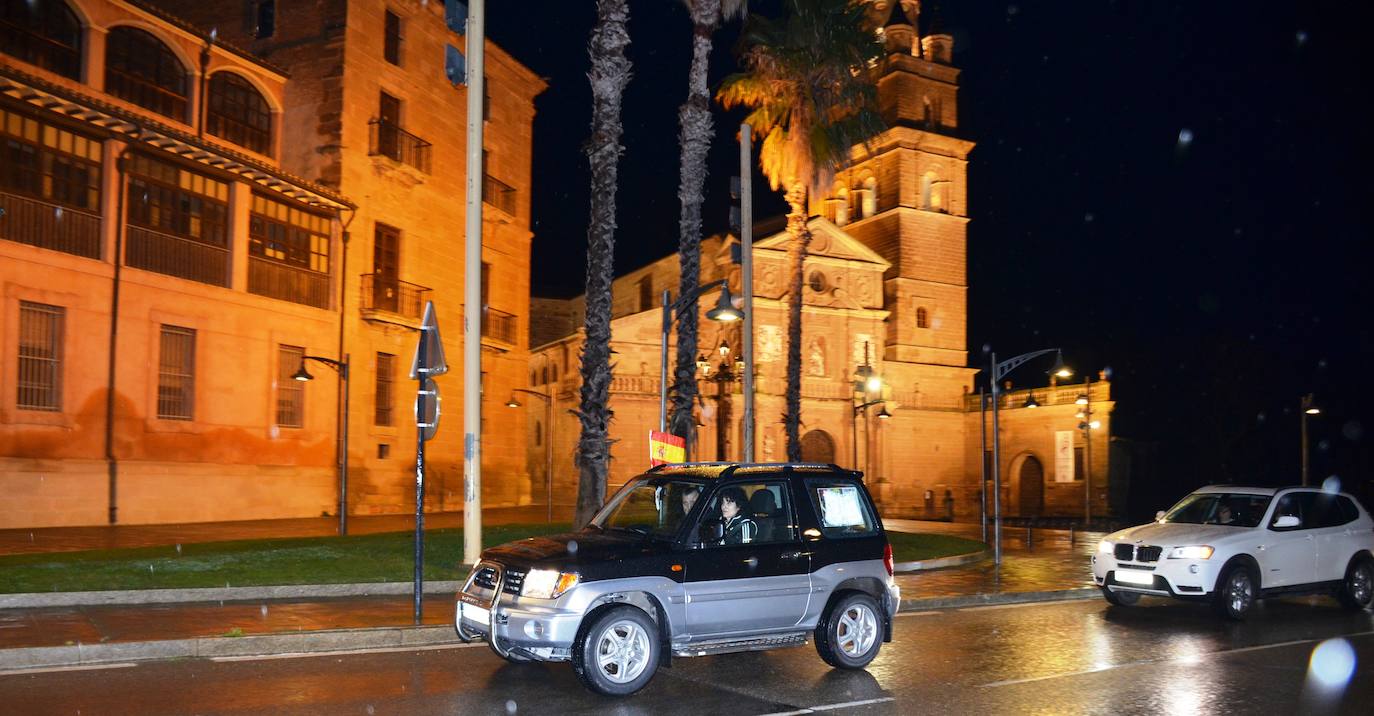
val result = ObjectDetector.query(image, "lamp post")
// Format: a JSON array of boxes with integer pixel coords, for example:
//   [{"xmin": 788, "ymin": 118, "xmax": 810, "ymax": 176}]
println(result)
[
  {"xmin": 987, "ymin": 347, "xmax": 1070, "ymax": 565},
  {"xmin": 505, "ymin": 388, "xmax": 554, "ymax": 522},
  {"xmin": 1301, "ymin": 393, "xmax": 1320, "ymax": 486},
  {"xmin": 293, "ymin": 354, "xmax": 350, "ymax": 536},
  {"xmin": 660, "ymin": 281, "xmax": 743, "ymax": 438},
  {"xmin": 850, "ymin": 342, "xmax": 889, "ymax": 478},
  {"xmin": 1075, "ymin": 376, "xmax": 1102, "ymax": 527},
  {"xmin": 700, "ymin": 339, "xmax": 744, "ymax": 460}
]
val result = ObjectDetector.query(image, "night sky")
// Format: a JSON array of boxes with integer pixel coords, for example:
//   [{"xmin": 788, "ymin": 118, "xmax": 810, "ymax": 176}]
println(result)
[{"xmin": 488, "ymin": 1, "xmax": 1374, "ymax": 516}]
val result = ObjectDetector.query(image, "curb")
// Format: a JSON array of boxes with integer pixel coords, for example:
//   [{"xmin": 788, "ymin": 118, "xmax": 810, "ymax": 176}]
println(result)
[
  {"xmin": 0, "ymin": 581, "xmax": 464, "ymax": 609},
  {"xmin": 893, "ymin": 549, "xmax": 988, "ymax": 573},
  {"xmin": 0, "ymin": 586, "xmax": 1100, "ymax": 671}
]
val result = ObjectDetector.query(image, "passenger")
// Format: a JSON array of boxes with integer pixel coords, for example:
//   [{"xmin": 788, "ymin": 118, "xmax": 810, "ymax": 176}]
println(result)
[
  {"xmin": 718, "ymin": 487, "xmax": 758, "ymax": 545},
  {"xmin": 680, "ymin": 486, "xmax": 700, "ymax": 518}
]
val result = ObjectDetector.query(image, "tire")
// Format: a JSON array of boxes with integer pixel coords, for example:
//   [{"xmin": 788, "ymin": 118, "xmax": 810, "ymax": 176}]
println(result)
[
  {"xmin": 815, "ymin": 593, "xmax": 883, "ymax": 669},
  {"xmin": 1338, "ymin": 557, "xmax": 1374, "ymax": 611},
  {"xmin": 1101, "ymin": 586, "xmax": 1141, "ymax": 606},
  {"xmin": 1213, "ymin": 563, "xmax": 1257, "ymax": 620},
  {"xmin": 571, "ymin": 605, "xmax": 659, "ymax": 696}
]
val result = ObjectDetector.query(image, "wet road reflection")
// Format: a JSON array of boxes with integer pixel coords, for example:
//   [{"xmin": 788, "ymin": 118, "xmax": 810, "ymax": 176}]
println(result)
[{"xmin": 2, "ymin": 597, "xmax": 1370, "ymax": 715}]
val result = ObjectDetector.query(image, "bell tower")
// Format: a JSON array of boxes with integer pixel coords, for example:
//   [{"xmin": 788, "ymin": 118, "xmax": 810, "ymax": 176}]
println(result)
[{"xmin": 833, "ymin": 1, "xmax": 973, "ymax": 368}]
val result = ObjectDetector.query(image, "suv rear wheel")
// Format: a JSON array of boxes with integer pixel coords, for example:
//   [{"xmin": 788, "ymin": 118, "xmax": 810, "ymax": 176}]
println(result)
[
  {"xmin": 1338, "ymin": 557, "xmax": 1374, "ymax": 611},
  {"xmin": 571, "ymin": 605, "xmax": 659, "ymax": 696},
  {"xmin": 1213, "ymin": 564, "xmax": 1257, "ymax": 620},
  {"xmin": 815, "ymin": 593, "xmax": 883, "ymax": 669}
]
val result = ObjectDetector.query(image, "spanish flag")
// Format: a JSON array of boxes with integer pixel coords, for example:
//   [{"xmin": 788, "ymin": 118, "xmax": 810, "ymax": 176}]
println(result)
[{"xmin": 649, "ymin": 430, "xmax": 686, "ymax": 466}]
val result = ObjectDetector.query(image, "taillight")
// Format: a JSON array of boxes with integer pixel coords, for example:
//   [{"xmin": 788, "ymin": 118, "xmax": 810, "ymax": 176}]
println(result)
[{"xmin": 883, "ymin": 541, "xmax": 894, "ymax": 577}]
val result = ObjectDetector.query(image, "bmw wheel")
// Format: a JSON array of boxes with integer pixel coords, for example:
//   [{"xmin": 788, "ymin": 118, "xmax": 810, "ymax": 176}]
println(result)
[
  {"xmin": 571, "ymin": 605, "xmax": 659, "ymax": 696},
  {"xmin": 1213, "ymin": 564, "xmax": 1256, "ymax": 620},
  {"xmin": 815, "ymin": 593, "xmax": 883, "ymax": 669},
  {"xmin": 1338, "ymin": 557, "xmax": 1374, "ymax": 611}
]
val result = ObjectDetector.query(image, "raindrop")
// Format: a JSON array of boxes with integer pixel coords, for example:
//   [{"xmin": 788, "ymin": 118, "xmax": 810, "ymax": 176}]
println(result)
[
  {"xmin": 1308, "ymin": 638, "xmax": 1355, "ymax": 688},
  {"xmin": 261, "ymin": 604, "xmax": 269, "ymax": 617},
  {"xmin": 1177, "ymin": 128, "xmax": 1193, "ymax": 147},
  {"xmin": 1006, "ymin": 5, "xmax": 1019, "ymax": 16},
  {"xmin": 366, "ymin": 706, "xmax": 375, "ymax": 715},
  {"xmin": 505, "ymin": 700, "xmax": 518, "ymax": 715},
  {"xmin": 1296, "ymin": 30, "xmax": 1309, "ymax": 46},
  {"xmin": 1256, "ymin": 412, "xmax": 1267, "ymax": 424},
  {"xmin": 567, "ymin": 540, "xmax": 579, "ymax": 555},
  {"xmin": 1318, "ymin": 359, "xmax": 1328, "ymax": 369},
  {"xmin": 1083, "ymin": 212, "xmax": 1094, "ymax": 223},
  {"xmin": 176, "ymin": 543, "xmax": 182, "ymax": 555},
  {"xmin": 1321, "ymin": 476, "xmax": 1341, "ymax": 494},
  {"xmin": 1342, "ymin": 420, "xmax": 1363, "ymax": 441},
  {"xmin": 149, "ymin": 564, "xmax": 155, "ymax": 573},
  {"xmin": 54, "ymin": 207, "xmax": 63, "ymax": 221},
  {"xmin": 1317, "ymin": 439, "xmax": 1331, "ymax": 452},
  {"xmin": 210, "ymin": 28, "xmax": 218, "ymax": 41}
]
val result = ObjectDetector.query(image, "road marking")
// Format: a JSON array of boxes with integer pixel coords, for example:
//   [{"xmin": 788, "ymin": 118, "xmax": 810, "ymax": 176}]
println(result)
[
  {"xmin": 758, "ymin": 697, "xmax": 896, "ymax": 715},
  {"xmin": 978, "ymin": 630, "xmax": 1374, "ymax": 689},
  {"xmin": 894, "ymin": 610, "xmax": 940, "ymax": 618},
  {"xmin": 958, "ymin": 601, "xmax": 1052, "ymax": 612},
  {"xmin": 209, "ymin": 641, "xmax": 483, "ymax": 662},
  {"xmin": 0, "ymin": 662, "xmax": 137, "ymax": 677}
]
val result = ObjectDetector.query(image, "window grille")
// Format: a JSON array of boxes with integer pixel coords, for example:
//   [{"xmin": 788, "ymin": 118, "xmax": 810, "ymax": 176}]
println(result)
[
  {"xmin": 157, "ymin": 325, "xmax": 195, "ymax": 420},
  {"xmin": 375, "ymin": 352, "xmax": 394, "ymax": 426},
  {"xmin": 17, "ymin": 301, "xmax": 63, "ymax": 411},
  {"xmin": 276, "ymin": 345, "xmax": 304, "ymax": 427}
]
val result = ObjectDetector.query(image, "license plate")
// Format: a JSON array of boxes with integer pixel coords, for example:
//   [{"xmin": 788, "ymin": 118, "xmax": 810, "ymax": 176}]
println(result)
[
  {"xmin": 461, "ymin": 602, "xmax": 491, "ymax": 625},
  {"xmin": 1115, "ymin": 569, "xmax": 1154, "ymax": 586}
]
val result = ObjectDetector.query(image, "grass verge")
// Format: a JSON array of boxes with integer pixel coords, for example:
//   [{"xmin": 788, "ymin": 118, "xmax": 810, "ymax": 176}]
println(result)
[{"xmin": 0, "ymin": 526, "xmax": 986, "ymax": 593}]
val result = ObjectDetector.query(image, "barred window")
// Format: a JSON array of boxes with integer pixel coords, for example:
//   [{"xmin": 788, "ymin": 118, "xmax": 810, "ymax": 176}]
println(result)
[
  {"xmin": 375, "ymin": 352, "xmax": 394, "ymax": 426},
  {"xmin": 276, "ymin": 344, "xmax": 304, "ymax": 427},
  {"xmin": 249, "ymin": 193, "xmax": 330, "ymax": 271},
  {"xmin": 157, "ymin": 325, "xmax": 195, "ymax": 420},
  {"xmin": 207, "ymin": 72, "xmax": 272, "ymax": 155},
  {"xmin": 17, "ymin": 301, "xmax": 64, "ymax": 411},
  {"xmin": 0, "ymin": 107, "xmax": 102, "ymax": 212},
  {"xmin": 0, "ymin": 0, "xmax": 83, "ymax": 80},
  {"xmin": 105, "ymin": 26, "xmax": 188, "ymax": 121},
  {"xmin": 127, "ymin": 154, "xmax": 229, "ymax": 246}
]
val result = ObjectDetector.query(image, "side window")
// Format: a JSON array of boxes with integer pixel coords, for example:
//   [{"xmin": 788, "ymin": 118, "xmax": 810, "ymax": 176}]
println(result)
[
  {"xmin": 1270, "ymin": 493, "xmax": 1317, "ymax": 530},
  {"xmin": 699, "ymin": 482, "xmax": 794, "ymax": 547},
  {"xmin": 805, "ymin": 479, "xmax": 878, "ymax": 538},
  {"xmin": 1337, "ymin": 497, "xmax": 1361, "ymax": 525},
  {"xmin": 1312, "ymin": 494, "xmax": 1354, "ymax": 528}
]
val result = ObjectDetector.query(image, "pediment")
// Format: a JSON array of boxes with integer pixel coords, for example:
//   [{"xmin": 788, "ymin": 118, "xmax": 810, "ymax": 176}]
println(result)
[{"xmin": 753, "ymin": 218, "xmax": 890, "ymax": 269}]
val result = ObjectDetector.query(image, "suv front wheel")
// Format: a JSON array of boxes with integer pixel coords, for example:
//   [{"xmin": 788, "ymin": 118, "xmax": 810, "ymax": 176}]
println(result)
[
  {"xmin": 571, "ymin": 605, "xmax": 660, "ymax": 696},
  {"xmin": 1213, "ymin": 563, "xmax": 1257, "ymax": 620},
  {"xmin": 815, "ymin": 593, "xmax": 883, "ymax": 669}
]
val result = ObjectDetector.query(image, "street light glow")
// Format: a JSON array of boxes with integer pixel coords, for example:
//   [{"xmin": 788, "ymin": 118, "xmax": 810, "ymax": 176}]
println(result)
[
  {"xmin": 1023, "ymin": 394, "xmax": 1040, "ymax": 409},
  {"xmin": 505, "ymin": 396, "xmax": 521, "ymax": 408},
  {"xmin": 1075, "ymin": 393, "xmax": 1089, "ymax": 405},
  {"xmin": 706, "ymin": 286, "xmax": 744, "ymax": 322},
  {"xmin": 718, "ymin": 341, "xmax": 730, "ymax": 356},
  {"xmin": 865, "ymin": 375, "xmax": 883, "ymax": 393},
  {"xmin": 292, "ymin": 365, "xmax": 314, "ymax": 382},
  {"xmin": 1051, "ymin": 350, "xmax": 1073, "ymax": 378},
  {"xmin": 1305, "ymin": 406, "xmax": 1321, "ymax": 415}
]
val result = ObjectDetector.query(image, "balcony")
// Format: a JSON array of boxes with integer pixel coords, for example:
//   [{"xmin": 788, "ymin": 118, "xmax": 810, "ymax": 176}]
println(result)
[
  {"xmin": 369, "ymin": 118, "xmax": 431, "ymax": 174},
  {"xmin": 360, "ymin": 273, "xmax": 430, "ymax": 326},
  {"xmin": 249, "ymin": 257, "xmax": 331, "ymax": 309},
  {"xmin": 482, "ymin": 174, "xmax": 517, "ymax": 216},
  {"xmin": 482, "ymin": 306, "xmax": 518, "ymax": 347},
  {"xmin": 125, "ymin": 226, "xmax": 229, "ymax": 287},
  {"xmin": 0, "ymin": 191, "xmax": 102, "ymax": 259}
]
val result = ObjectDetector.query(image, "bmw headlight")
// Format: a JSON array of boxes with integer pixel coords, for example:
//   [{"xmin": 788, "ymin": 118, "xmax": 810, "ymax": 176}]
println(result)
[
  {"xmin": 521, "ymin": 569, "xmax": 580, "ymax": 599},
  {"xmin": 1097, "ymin": 540, "xmax": 1114, "ymax": 554},
  {"xmin": 1167, "ymin": 545, "xmax": 1214, "ymax": 560}
]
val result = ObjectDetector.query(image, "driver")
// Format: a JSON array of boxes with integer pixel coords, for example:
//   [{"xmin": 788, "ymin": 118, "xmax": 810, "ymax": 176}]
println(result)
[
  {"xmin": 681, "ymin": 486, "xmax": 700, "ymax": 517},
  {"xmin": 1217, "ymin": 504, "xmax": 1234, "ymax": 525},
  {"xmin": 718, "ymin": 487, "xmax": 758, "ymax": 545}
]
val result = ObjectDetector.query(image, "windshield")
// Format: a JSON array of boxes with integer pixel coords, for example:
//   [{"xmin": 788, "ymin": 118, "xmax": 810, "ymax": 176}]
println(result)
[
  {"xmin": 1160, "ymin": 492, "xmax": 1272, "ymax": 528},
  {"xmin": 590, "ymin": 478, "xmax": 706, "ymax": 539}
]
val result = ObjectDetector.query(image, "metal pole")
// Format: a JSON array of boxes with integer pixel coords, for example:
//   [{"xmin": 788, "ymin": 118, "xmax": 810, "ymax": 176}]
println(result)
[
  {"xmin": 740, "ymin": 123, "xmax": 755, "ymax": 461},
  {"xmin": 461, "ymin": 0, "xmax": 486, "ymax": 568},
  {"xmin": 339, "ymin": 355, "xmax": 350, "ymax": 536},
  {"xmin": 659, "ymin": 289, "xmax": 671, "ymax": 433},
  {"xmin": 851, "ymin": 403, "xmax": 859, "ymax": 469},
  {"xmin": 979, "ymin": 386, "xmax": 987, "ymax": 544},
  {"xmin": 1084, "ymin": 374, "xmax": 1092, "ymax": 527},
  {"xmin": 1301, "ymin": 397, "xmax": 1309, "ymax": 487},
  {"xmin": 545, "ymin": 390, "xmax": 554, "ymax": 523},
  {"xmin": 414, "ymin": 400, "xmax": 426, "ymax": 625},
  {"xmin": 990, "ymin": 351, "xmax": 1003, "ymax": 565}
]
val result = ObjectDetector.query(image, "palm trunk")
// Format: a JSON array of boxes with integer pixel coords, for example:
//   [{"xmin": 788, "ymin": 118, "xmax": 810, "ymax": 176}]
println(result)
[
  {"xmin": 784, "ymin": 182, "xmax": 810, "ymax": 461},
  {"xmin": 574, "ymin": 0, "xmax": 632, "ymax": 528},
  {"xmin": 668, "ymin": 0, "xmax": 721, "ymax": 453}
]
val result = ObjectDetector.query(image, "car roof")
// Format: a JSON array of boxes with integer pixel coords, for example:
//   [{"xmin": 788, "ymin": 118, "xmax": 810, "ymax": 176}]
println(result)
[
  {"xmin": 1192, "ymin": 484, "xmax": 1357, "ymax": 498},
  {"xmin": 645, "ymin": 462, "xmax": 859, "ymax": 481}
]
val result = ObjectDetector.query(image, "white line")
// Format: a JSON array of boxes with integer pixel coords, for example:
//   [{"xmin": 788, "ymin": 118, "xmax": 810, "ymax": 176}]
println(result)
[
  {"xmin": 958, "ymin": 602, "xmax": 1051, "ymax": 612},
  {"xmin": 979, "ymin": 630, "xmax": 1374, "ymax": 689},
  {"xmin": 757, "ymin": 697, "xmax": 896, "ymax": 715},
  {"xmin": 209, "ymin": 641, "xmax": 482, "ymax": 662},
  {"xmin": 0, "ymin": 662, "xmax": 137, "ymax": 677},
  {"xmin": 894, "ymin": 611, "xmax": 940, "ymax": 618}
]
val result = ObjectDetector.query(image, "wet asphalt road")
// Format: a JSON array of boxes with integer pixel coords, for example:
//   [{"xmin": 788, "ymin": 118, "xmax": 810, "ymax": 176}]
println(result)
[{"xmin": 2, "ymin": 596, "xmax": 1371, "ymax": 715}]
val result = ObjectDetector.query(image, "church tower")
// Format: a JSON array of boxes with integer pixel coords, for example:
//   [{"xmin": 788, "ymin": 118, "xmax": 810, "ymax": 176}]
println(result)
[{"xmin": 826, "ymin": 1, "xmax": 973, "ymax": 369}]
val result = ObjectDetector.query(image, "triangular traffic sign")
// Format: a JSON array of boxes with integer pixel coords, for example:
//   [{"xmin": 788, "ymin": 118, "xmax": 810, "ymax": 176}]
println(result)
[{"xmin": 410, "ymin": 301, "xmax": 449, "ymax": 378}]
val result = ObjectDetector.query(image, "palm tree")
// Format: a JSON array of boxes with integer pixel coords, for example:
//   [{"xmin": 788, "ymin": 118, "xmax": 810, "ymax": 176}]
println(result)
[
  {"xmin": 668, "ymin": 0, "xmax": 748, "ymax": 455},
  {"xmin": 574, "ymin": 0, "xmax": 633, "ymax": 528},
  {"xmin": 717, "ymin": 0, "xmax": 884, "ymax": 460}
]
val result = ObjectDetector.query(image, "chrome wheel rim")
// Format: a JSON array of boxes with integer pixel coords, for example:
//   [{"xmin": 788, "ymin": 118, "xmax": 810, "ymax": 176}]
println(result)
[
  {"xmin": 593, "ymin": 619, "xmax": 650, "ymax": 684},
  {"xmin": 1228, "ymin": 571, "xmax": 1253, "ymax": 613},
  {"xmin": 1352, "ymin": 564, "xmax": 1373, "ymax": 604},
  {"xmin": 837, "ymin": 603, "xmax": 878, "ymax": 658}
]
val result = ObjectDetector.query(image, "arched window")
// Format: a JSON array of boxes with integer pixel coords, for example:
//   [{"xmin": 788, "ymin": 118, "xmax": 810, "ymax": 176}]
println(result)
[
  {"xmin": 861, "ymin": 176, "xmax": 877, "ymax": 218},
  {"xmin": 0, "ymin": 0, "xmax": 83, "ymax": 80},
  {"xmin": 105, "ymin": 27, "xmax": 187, "ymax": 120},
  {"xmin": 916, "ymin": 306, "xmax": 929, "ymax": 329},
  {"xmin": 207, "ymin": 72, "xmax": 272, "ymax": 154}
]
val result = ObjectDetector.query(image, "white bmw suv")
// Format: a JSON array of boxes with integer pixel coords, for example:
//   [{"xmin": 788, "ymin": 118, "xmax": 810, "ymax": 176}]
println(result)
[{"xmin": 1091, "ymin": 486, "xmax": 1374, "ymax": 619}]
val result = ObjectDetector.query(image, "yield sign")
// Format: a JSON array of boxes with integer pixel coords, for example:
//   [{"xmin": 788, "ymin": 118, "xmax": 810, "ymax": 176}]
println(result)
[{"xmin": 409, "ymin": 301, "xmax": 449, "ymax": 379}]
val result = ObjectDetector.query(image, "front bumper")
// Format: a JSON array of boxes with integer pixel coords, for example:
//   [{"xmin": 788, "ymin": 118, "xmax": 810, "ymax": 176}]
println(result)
[
  {"xmin": 456, "ymin": 594, "xmax": 582, "ymax": 660},
  {"xmin": 1091, "ymin": 552, "xmax": 1222, "ymax": 598}
]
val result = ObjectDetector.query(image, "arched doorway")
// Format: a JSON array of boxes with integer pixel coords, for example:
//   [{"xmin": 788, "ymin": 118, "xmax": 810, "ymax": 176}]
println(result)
[
  {"xmin": 800, "ymin": 430, "xmax": 836, "ymax": 463},
  {"xmin": 1017, "ymin": 454, "xmax": 1045, "ymax": 516}
]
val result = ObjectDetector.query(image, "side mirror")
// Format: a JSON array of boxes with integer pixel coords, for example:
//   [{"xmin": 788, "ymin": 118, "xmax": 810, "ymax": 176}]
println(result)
[
  {"xmin": 1273, "ymin": 515, "xmax": 1300, "ymax": 529},
  {"xmin": 698, "ymin": 519, "xmax": 724, "ymax": 545},
  {"xmin": 1155, "ymin": 510, "xmax": 1166, "ymax": 522}
]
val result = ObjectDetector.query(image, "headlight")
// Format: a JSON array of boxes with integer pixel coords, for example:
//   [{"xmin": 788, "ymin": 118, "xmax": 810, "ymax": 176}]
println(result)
[
  {"xmin": 521, "ymin": 569, "xmax": 580, "ymax": 599},
  {"xmin": 1097, "ymin": 540, "xmax": 1114, "ymax": 554},
  {"xmin": 1167, "ymin": 545, "xmax": 1214, "ymax": 560}
]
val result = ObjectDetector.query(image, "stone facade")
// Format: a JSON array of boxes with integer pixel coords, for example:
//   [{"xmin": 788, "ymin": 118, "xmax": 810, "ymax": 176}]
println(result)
[
  {"xmin": 529, "ymin": 31, "xmax": 1115, "ymax": 519},
  {"xmin": 0, "ymin": 0, "xmax": 543, "ymax": 527}
]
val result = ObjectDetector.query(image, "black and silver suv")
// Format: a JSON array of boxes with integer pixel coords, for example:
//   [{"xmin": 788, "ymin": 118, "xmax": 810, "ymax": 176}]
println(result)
[{"xmin": 454, "ymin": 463, "xmax": 900, "ymax": 695}]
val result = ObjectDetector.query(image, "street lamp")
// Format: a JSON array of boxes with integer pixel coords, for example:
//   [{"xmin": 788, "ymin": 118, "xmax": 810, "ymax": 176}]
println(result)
[
  {"xmin": 506, "ymin": 388, "xmax": 554, "ymax": 522},
  {"xmin": 294, "ymin": 354, "xmax": 350, "ymax": 536},
  {"xmin": 987, "ymin": 347, "xmax": 1070, "ymax": 565},
  {"xmin": 660, "ymin": 280, "xmax": 744, "ymax": 436},
  {"xmin": 1301, "ymin": 393, "xmax": 1320, "ymax": 486},
  {"xmin": 1075, "ymin": 370, "xmax": 1105, "ymax": 527},
  {"xmin": 851, "ymin": 342, "xmax": 889, "ymax": 477},
  {"xmin": 700, "ymin": 339, "xmax": 743, "ymax": 461}
]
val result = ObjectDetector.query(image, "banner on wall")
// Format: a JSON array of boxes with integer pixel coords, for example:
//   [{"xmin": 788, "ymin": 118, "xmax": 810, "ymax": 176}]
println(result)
[{"xmin": 1055, "ymin": 430, "xmax": 1075, "ymax": 482}]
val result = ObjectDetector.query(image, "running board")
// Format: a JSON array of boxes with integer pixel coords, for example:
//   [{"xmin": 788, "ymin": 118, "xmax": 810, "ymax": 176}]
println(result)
[{"xmin": 673, "ymin": 633, "xmax": 809, "ymax": 658}]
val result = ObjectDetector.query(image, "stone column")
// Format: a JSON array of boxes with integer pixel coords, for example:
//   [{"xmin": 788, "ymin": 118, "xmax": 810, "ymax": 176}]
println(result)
[{"xmin": 227, "ymin": 181, "xmax": 251, "ymax": 291}]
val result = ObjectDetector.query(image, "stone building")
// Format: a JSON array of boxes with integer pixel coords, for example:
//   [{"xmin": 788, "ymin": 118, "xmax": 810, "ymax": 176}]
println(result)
[
  {"xmin": 1, "ymin": 0, "xmax": 543, "ymax": 528},
  {"xmin": 527, "ymin": 21, "xmax": 1115, "ymax": 519}
]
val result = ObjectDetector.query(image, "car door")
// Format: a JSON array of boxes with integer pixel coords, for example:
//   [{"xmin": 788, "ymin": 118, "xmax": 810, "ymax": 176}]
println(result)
[
  {"xmin": 1310, "ymin": 494, "xmax": 1359, "ymax": 582},
  {"xmin": 1259, "ymin": 492, "xmax": 1318, "ymax": 588},
  {"xmin": 681, "ymin": 480, "xmax": 811, "ymax": 638}
]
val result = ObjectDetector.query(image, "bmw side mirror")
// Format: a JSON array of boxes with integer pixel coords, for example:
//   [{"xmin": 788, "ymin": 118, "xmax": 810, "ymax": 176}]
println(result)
[
  {"xmin": 1273, "ymin": 515, "xmax": 1300, "ymax": 529},
  {"xmin": 698, "ymin": 519, "xmax": 724, "ymax": 544}
]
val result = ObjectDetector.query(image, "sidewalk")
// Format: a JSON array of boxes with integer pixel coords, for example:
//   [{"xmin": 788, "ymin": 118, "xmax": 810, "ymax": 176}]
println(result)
[{"xmin": 0, "ymin": 519, "xmax": 1103, "ymax": 668}]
